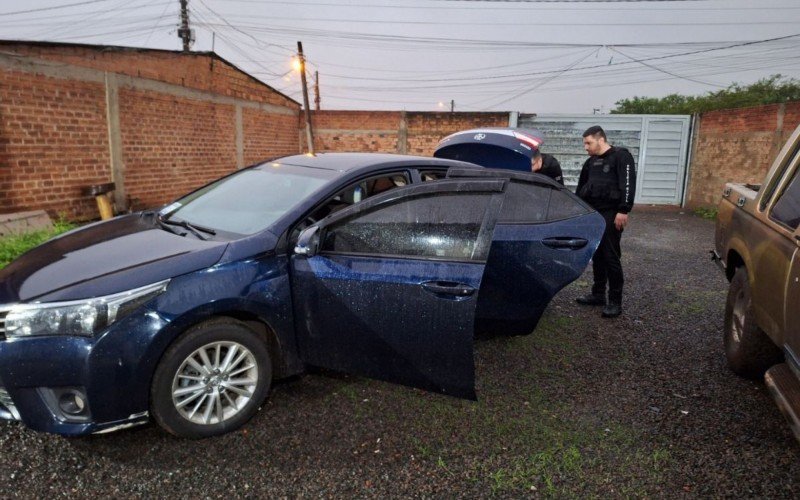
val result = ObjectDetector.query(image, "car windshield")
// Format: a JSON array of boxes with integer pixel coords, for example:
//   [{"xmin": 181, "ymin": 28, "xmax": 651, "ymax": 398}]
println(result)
[{"xmin": 161, "ymin": 164, "xmax": 335, "ymax": 236}]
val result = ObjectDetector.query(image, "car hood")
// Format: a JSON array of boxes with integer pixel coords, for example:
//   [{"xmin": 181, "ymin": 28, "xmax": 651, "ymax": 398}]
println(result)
[{"xmin": 0, "ymin": 214, "xmax": 228, "ymax": 303}]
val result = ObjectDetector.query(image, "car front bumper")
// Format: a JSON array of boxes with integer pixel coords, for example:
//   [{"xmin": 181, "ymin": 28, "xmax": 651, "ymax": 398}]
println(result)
[{"xmin": 0, "ymin": 307, "xmax": 170, "ymax": 436}]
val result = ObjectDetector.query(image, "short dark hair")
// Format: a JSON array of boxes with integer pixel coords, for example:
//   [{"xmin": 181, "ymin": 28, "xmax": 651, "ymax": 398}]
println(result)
[
  {"xmin": 531, "ymin": 149, "xmax": 542, "ymax": 158},
  {"xmin": 582, "ymin": 125, "xmax": 607, "ymax": 141}
]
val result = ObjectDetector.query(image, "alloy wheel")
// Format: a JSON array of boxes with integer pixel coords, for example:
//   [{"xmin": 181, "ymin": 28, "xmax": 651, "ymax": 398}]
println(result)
[{"xmin": 171, "ymin": 341, "xmax": 259, "ymax": 425}]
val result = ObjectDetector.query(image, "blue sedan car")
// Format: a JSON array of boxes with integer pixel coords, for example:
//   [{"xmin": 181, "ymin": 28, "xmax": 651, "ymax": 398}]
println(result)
[{"xmin": 0, "ymin": 153, "xmax": 603, "ymax": 438}]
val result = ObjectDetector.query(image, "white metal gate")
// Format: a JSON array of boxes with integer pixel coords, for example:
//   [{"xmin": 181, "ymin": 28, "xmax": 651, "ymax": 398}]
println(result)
[{"xmin": 517, "ymin": 114, "xmax": 691, "ymax": 205}]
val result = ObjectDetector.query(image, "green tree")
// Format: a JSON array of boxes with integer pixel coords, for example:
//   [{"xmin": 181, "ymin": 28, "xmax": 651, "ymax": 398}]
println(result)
[{"xmin": 611, "ymin": 75, "xmax": 800, "ymax": 115}]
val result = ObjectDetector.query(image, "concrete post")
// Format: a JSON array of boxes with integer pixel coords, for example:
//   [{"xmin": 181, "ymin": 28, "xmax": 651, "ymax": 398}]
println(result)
[
  {"xmin": 235, "ymin": 105, "xmax": 244, "ymax": 169},
  {"xmin": 397, "ymin": 111, "xmax": 408, "ymax": 154},
  {"xmin": 769, "ymin": 103, "xmax": 787, "ymax": 162},
  {"xmin": 104, "ymin": 72, "xmax": 127, "ymax": 211}
]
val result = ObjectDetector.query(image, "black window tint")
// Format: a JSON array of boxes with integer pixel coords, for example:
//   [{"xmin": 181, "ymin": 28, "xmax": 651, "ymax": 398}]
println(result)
[
  {"xmin": 321, "ymin": 193, "xmax": 491, "ymax": 260},
  {"xmin": 771, "ymin": 169, "xmax": 800, "ymax": 229},
  {"xmin": 548, "ymin": 189, "xmax": 591, "ymax": 221},
  {"xmin": 420, "ymin": 170, "xmax": 447, "ymax": 182},
  {"xmin": 498, "ymin": 181, "xmax": 551, "ymax": 223}
]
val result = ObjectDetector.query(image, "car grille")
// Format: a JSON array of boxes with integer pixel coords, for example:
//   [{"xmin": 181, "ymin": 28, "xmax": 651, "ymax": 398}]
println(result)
[{"xmin": 0, "ymin": 388, "xmax": 20, "ymax": 421}]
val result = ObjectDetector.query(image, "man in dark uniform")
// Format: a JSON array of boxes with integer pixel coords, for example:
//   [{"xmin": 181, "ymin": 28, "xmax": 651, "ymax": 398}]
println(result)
[
  {"xmin": 531, "ymin": 150, "xmax": 564, "ymax": 185},
  {"xmin": 575, "ymin": 125, "xmax": 636, "ymax": 318}
]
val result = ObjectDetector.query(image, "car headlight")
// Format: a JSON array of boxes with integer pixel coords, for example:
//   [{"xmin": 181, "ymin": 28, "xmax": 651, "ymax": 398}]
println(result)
[{"xmin": 4, "ymin": 280, "xmax": 169, "ymax": 338}]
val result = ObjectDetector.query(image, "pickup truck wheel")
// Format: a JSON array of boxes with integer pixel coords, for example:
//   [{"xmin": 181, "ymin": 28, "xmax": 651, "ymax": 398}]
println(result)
[
  {"xmin": 151, "ymin": 319, "xmax": 272, "ymax": 438},
  {"xmin": 724, "ymin": 266, "xmax": 782, "ymax": 378}
]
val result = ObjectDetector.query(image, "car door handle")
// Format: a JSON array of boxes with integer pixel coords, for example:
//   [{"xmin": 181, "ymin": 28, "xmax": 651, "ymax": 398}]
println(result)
[
  {"xmin": 542, "ymin": 237, "xmax": 589, "ymax": 249},
  {"xmin": 421, "ymin": 281, "xmax": 476, "ymax": 297}
]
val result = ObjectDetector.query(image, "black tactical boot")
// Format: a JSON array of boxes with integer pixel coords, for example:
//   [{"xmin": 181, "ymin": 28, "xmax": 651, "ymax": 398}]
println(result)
[
  {"xmin": 602, "ymin": 300, "xmax": 622, "ymax": 318},
  {"xmin": 576, "ymin": 293, "xmax": 606, "ymax": 306}
]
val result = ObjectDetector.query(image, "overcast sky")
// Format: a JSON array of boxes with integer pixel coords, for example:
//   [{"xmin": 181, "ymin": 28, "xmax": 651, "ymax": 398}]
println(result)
[{"xmin": 3, "ymin": 0, "xmax": 800, "ymax": 114}]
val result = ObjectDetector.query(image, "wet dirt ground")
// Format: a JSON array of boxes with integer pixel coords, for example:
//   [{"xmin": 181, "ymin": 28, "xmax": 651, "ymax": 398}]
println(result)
[{"xmin": 0, "ymin": 209, "xmax": 797, "ymax": 497}]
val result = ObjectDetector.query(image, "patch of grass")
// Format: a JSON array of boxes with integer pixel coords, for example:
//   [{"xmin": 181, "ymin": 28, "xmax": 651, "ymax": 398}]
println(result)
[
  {"xmin": 476, "ymin": 423, "xmax": 674, "ymax": 495},
  {"xmin": 338, "ymin": 383, "xmax": 360, "ymax": 402},
  {"xmin": 0, "ymin": 219, "xmax": 76, "ymax": 269},
  {"xmin": 667, "ymin": 289, "xmax": 726, "ymax": 317},
  {"xmin": 693, "ymin": 206, "xmax": 718, "ymax": 220},
  {"xmin": 392, "ymin": 306, "xmax": 675, "ymax": 496}
]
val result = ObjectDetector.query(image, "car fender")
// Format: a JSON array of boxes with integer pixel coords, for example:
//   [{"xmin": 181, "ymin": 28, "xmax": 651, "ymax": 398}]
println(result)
[
  {"xmin": 88, "ymin": 256, "xmax": 300, "ymax": 422},
  {"xmin": 724, "ymin": 235, "xmax": 752, "ymax": 282}
]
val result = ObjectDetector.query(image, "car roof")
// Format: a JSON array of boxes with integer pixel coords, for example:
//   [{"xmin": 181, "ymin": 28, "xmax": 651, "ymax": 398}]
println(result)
[{"xmin": 275, "ymin": 152, "xmax": 477, "ymax": 174}]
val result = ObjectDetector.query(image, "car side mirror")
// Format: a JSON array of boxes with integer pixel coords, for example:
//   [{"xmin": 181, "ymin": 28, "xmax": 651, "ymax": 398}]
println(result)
[{"xmin": 294, "ymin": 225, "xmax": 320, "ymax": 257}]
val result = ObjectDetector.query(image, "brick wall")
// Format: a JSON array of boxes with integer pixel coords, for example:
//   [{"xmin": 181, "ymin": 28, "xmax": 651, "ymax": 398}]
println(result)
[
  {"xmin": 0, "ymin": 69, "xmax": 111, "ymax": 217},
  {"xmin": 242, "ymin": 108, "xmax": 299, "ymax": 165},
  {"xmin": 118, "ymin": 89, "xmax": 238, "ymax": 209},
  {"xmin": 311, "ymin": 111, "xmax": 400, "ymax": 153},
  {"xmin": 0, "ymin": 42, "xmax": 296, "ymax": 109},
  {"xmin": 308, "ymin": 110, "xmax": 509, "ymax": 155},
  {"xmin": 0, "ymin": 43, "xmax": 300, "ymax": 220},
  {"xmin": 686, "ymin": 102, "xmax": 800, "ymax": 209}
]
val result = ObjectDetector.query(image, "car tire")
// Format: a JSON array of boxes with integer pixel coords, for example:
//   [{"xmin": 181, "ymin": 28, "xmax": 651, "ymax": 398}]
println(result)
[
  {"xmin": 723, "ymin": 266, "xmax": 782, "ymax": 379},
  {"xmin": 151, "ymin": 318, "xmax": 272, "ymax": 438}
]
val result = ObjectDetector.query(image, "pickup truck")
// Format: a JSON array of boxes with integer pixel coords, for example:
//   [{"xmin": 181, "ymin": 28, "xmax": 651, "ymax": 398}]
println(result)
[{"xmin": 713, "ymin": 123, "xmax": 800, "ymax": 443}]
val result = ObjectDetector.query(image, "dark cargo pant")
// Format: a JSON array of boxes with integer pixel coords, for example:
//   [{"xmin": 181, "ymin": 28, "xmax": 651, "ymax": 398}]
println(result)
[{"xmin": 591, "ymin": 210, "xmax": 624, "ymax": 304}]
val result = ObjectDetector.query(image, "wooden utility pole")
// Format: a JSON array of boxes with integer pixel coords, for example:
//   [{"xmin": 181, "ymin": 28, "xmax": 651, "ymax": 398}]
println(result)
[
  {"xmin": 450, "ymin": 99, "xmax": 455, "ymax": 113},
  {"xmin": 178, "ymin": 0, "xmax": 192, "ymax": 52},
  {"xmin": 298, "ymin": 41, "xmax": 315, "ymax": 154},
  {"xmin": 314, "ymin": 71, "xmax": 321, "ymax": 111}
]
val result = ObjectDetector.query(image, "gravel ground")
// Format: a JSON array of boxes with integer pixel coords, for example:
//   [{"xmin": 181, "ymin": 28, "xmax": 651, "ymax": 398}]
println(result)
[{"xmin": 0, "ymin": 209, "xmax": 798, "ymax": 498}]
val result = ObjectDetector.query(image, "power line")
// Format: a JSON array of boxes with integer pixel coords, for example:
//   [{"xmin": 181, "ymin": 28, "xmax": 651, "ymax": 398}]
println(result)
[
  {"xmin": 34, "ymin": 0, "xmax": 162, "ymax": 39},
  {"xmin": 194, "ymin": 0, "xmax": 295, "ymax": 54},
  {"xmin": 214, "ymin": 0, "xmax": 797, "ymax": 11},
  {"xmin": 306, "ymin": 35, "xmax": 800, "ymax": 91},
  {"xmin": 144, "ymin": 0, "xmax": 174, "ymax": 46},
  {"xmin": 0, "ymin": 0, "xmax": 113, "ymax": 16},
  {"xmin": 197, "ymin": 18, "xmax": 800, "ymax": 28},
  {"xmin": 191, "ymin": 5, "xmax": 290, "ymax": 78},
  {"xmin": 0, "ymin": 1, "xmax": 169, "ymax": 25},
  {"xmin": 608, "ymin": 46, "xmax": 725, "ymax": 87},
  {"xmin": 191, "ymin": 21, "xmax": 800, "ymax": 54},
  {"xmin": 441, "ymin": 0, "xmax": 710, "ymax": 2},
  {"xmin": 52, "ymin": 23, "xmax": 176, "ymax": 41},
  {"xmin": 315, "ymin": 46, "xmax": 800, "ymax": 96},
  {"xmin": 477, "ymin": 47, "xmax": 601, "ymax": 109}
]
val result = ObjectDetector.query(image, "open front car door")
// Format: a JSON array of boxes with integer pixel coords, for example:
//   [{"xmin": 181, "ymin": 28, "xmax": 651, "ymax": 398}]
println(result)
[{"xmin": 290, "ymin": 179, "xmax": 506, "ymax": 399}]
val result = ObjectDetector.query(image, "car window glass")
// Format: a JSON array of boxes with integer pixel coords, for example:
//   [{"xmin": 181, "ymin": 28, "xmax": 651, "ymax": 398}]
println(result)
[
  {"xmin": 771, "ymin": 167, "xmax": 800, "ymax": 230},
  {"xmin": 420, "ymin": 170, "xmax": 447, "ymax": 182},
  {"xmin": 167, "ymin": 167, "xmax": 331, "ymax": 236},
  {"xmin": 312, "ymin": 173, "xmax": 408, "ymax": 221},
  {"xmin": 547, "ymin": 189, "xmax": 591, "ymax": 221},
  {"xmin": 291, "ymin": 172, "xmax": 409, "ymax": 242},
  {"xmin": 762, "ymin": 142, "xmax": 800, "ymax": 211},
  {"xmin": 498, "ymin": 181, "xmax": 551, "ymax": 223},
  {"xmin": 320, "ymin": 192, "xmax": 492, "ymax": 261}
]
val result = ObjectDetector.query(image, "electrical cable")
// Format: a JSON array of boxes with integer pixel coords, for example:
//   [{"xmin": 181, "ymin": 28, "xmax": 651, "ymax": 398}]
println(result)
[
  {"xmin": 144, "ymin": 0, "xmax": 174, "ymax": 46},
  {"xmin": 214, "ymin": 0, "xmax": 800, "ymax": 12},
  {"xmin": 0, "ymin": 0, "xmax": 114, "ymax": 16}
]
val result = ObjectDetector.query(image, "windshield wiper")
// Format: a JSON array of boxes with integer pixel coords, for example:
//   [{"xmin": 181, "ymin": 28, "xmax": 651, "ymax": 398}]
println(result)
[
  {"xmin": 157, "ymin": 215, "xmax": 216, "ymax": 240},
  {"xmin": 149, "ymin": 212, "xmax": 184, "ymax": 237}
]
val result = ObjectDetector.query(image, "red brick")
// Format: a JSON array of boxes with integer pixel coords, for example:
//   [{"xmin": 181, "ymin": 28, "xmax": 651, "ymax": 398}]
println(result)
[{"xmin": 687, "ymin": 102, "xmax": 800, "ymax": 209}]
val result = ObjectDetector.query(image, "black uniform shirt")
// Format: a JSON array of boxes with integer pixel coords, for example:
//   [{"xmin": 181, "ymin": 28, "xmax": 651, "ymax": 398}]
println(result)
[
  {"xmin": 536, "ymin": 154, "xmax": 564, "ymax": 185},
  {"xmin": 576, "ymin": 146, "xmax": 637, "ymax": 214}
]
